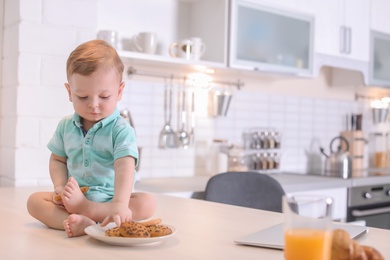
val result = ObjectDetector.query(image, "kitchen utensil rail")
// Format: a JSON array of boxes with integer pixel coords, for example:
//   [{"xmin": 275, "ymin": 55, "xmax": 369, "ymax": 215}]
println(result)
[{"xmin": 127, "ymin": 66, "xmax": 244, "ymax": 90}]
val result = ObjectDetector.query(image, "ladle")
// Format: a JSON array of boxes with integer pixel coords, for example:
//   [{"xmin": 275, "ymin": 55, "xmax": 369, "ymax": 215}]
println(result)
[
  {"xmin": 159, "ymin": 78, "xmax": 178, "ymax": 148},
  {"xmin": 177, "ymin": 79, "xmax": 190, "ymax": 148}
]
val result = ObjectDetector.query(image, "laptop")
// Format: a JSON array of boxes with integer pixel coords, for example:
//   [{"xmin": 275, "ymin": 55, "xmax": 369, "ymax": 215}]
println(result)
[{"xmin": 234, "ymin": 222, "xmax": 368, "ymax": 250}]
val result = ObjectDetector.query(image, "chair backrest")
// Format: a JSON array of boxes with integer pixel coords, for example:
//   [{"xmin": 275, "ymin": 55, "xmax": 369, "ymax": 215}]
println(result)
[{"xmin": 204, "ymin": 172, "xmax": 285, "ymax": 212}]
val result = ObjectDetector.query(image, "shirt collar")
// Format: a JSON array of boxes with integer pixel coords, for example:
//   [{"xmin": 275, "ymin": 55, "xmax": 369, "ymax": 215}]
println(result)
[{"xmin": 72, "ymin": 108, "xmax": 120, "ymax": 129}]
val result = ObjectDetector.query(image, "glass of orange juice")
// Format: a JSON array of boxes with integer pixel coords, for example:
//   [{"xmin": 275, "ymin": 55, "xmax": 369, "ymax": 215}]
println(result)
[{"xmin": 283, "ymin": 195, "xmax": 333, "ymax": 260}]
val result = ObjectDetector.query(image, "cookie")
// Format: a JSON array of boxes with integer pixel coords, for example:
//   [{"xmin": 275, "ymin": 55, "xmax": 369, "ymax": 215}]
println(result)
[
  {"xmin": 105, "ymin": 227, "xmax": 121, "ymax": 237},
  {"xmin": 119, "ymin": 221, "xmax": 150, "ymax": 238},
  {"xmin": 147, "ymin": 225, "xmax": 172, "ymax": 237},
  {"xmin": 54, "ymin": 186, "xmax": 89, "ymax": 203},
  {"xmin": 139, "ymin": 218, "xmax": 162, "ymax": 227}
]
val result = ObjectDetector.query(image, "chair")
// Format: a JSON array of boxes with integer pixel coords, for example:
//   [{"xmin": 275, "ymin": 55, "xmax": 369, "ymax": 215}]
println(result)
[{"xmin": 204, "ymin": 172, "xmax": 286, "ymax": 212}]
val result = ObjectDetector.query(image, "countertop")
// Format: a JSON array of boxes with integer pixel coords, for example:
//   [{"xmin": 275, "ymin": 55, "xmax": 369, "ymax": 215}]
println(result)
[
  {"xmin": 134, "ymin": 172, "xmax": 390, "ymax": 195},
  {"xmin": 2, "ymin": 186, "xmax": 390, "ymax": 259}
]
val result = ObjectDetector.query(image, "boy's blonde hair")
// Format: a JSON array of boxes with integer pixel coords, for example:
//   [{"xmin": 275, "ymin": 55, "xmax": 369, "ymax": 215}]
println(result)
[{"xmin": 66, "ymin": 39, "xmax": 124, "ymax": 82}]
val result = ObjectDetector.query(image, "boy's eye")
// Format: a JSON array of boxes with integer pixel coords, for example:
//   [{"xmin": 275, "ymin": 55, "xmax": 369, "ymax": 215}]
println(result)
[
  {"xmin": 100, "ymin": 96, "xmax": 110, "ymax": 99},
  {"xmin": 77, "ymin": 96, "xmax": 87, "ymax": 100}
]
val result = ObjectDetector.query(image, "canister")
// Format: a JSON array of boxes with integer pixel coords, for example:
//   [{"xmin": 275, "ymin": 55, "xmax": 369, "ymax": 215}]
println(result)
[{"xmin": 368, "ymin": 132, "xmax": 388, "ymax": 168}]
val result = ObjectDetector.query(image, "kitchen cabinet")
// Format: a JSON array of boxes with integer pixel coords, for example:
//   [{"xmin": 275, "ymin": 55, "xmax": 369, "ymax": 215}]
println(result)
[
  {"xmin": 370, "ymin": 0, "xmax": 390, "ymax": 35},
  {"xmin": 97, "ymin": 0, "xmax": 228, "ymax": 68},
  {"xmin": 229, "ymin": 0, "xmax": 314, "ymax": 76},
  {"xmin": 368, "ymin": 0, "xmax": 390, "ymax": 87},
  {"xmin": 369, "ymin": 31, "xmax": 390, "ymax": 87},
  {"xmin": 99, "ymin": 0, "xmax": 374, "ymax": 82},
  {"xmin": 314, "ymin": 0, "xmax": 370, "ymax": 62}
]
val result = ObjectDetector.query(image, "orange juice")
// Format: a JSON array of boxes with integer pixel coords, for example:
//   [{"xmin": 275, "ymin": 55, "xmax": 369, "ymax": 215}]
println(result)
[{"xmin": 284, "ymin": 229, "xmax": 332, "ymax": 260}]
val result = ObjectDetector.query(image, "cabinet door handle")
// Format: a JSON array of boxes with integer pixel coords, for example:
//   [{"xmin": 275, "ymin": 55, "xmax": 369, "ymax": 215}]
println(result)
[
  {"xmin": 351, "ymin": 206, "xmax": 390, "ymax": 217},
  {"xmin": 345, "ymin": 27, "xmax": 352, "ymax": 54},
  {"xmin": 340, "ymin": 26, "xmax": 346, "ymax": 53}
]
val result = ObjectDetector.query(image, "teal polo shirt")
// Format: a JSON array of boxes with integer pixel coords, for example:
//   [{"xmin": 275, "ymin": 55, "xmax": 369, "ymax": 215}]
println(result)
[{"xmin": 47, "ymin": 108, "xmax": 138, "ymax": 202}]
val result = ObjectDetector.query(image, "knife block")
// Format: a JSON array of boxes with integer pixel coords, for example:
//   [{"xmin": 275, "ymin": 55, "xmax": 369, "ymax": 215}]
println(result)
[{"xmin": 340, "ymin": 131, "xmax": 366, "ymax": 171}]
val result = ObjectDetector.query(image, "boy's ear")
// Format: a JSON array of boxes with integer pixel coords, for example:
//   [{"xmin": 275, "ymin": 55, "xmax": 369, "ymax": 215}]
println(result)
[
  {"xmin": 64, "ymin": 83, "xmax": 73, "ymax": 102},
  {"xmin": 117, "ymin": 81, "xmax": 125, "ymax": 100}
]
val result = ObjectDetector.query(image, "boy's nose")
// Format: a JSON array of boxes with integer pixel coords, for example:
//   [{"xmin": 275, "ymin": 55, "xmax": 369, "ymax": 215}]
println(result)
[{"xmin": 88, "ymin": 98, "xmax": 99, "ymax": 108}]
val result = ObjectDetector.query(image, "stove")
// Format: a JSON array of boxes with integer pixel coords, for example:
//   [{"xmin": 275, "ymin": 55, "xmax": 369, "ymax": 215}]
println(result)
[{"xmin": 347, "ymin": 183, "xmax": 390, "ymax": 229}]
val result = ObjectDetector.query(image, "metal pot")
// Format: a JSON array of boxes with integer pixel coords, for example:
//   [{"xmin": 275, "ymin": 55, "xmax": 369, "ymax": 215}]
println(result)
[{"xmin": 320, "ymin": 136, "xmax": 352, "ymax": 179}]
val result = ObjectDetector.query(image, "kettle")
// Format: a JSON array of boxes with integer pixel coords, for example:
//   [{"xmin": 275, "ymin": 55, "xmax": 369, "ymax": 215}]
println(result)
[{"xmin": 320, "ymin": 136, "xmax": 352, "ymax": 179}]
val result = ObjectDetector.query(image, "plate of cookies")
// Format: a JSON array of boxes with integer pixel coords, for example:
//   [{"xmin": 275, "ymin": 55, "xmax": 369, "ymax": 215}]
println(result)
[{"xmin": 84, "ymin": 218, "xmax": 176, "ymax": 246}]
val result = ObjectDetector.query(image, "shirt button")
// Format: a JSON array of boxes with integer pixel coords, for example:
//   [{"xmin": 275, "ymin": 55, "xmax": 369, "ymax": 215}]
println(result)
[
  {"xmin": 84, "ymin": 160, "xmax": 90, "ymax": 167},
  {"xmin": 85, "ymin": 139, "xmax": 90, "ymax": 144}
]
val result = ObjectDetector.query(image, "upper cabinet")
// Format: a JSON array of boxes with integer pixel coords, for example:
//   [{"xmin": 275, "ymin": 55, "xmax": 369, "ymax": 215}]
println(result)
[
  {"xmin": 370, "ymin": 0, "xmax": 390, "ymax": 34},
  {"xmin": 314, "ymin": 0, "xmax": 370, "ymax": 62},
  {"xmin": 97, "ymin": 0, "xmax": 228, "ymax": 68},
  {"xmin": 369, "ymin": 32, "xmax": 390, "ymax": 87},
  {"xmin": 368, "ymin": 0, "xmax": 390, "ymax": 87},
  {"xmin": 96, "ymin": 0, "xmax": 390, "ymax": 86},
  {"xmin": 229, "ymin": 0, "xmax": 314, "ymax": 76}
]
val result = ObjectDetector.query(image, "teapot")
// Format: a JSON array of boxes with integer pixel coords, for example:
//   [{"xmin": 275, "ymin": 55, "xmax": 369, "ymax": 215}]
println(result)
[{"xmin": 320, "ymin": 136, "xmax": 352, "ymax": 179}]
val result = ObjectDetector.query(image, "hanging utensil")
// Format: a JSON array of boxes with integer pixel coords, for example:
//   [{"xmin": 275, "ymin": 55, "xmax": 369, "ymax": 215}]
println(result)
[
  {"xmin": 158, "ymin": 77, "xmax": 178, "ymax": 148},
  {"xmin": 177, "ymin": 78, "xmax": 190, "ymax": 148},
  {"xmin": 188, "ymin": 89, "xmax": 196, "ymax": 145}
]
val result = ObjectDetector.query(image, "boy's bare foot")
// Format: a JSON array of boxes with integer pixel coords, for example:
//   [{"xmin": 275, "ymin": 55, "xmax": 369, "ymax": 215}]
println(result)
[
  {"xmin": 63, "ymin": 214, "xmax": 95, "ymax": 237},
  {"xmin": 62, "ymin": 177, "xmax": 87, "ymax": 214}
]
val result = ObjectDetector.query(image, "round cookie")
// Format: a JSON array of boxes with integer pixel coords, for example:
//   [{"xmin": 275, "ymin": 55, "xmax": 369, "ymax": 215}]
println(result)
[
  {"xmin": 119, "ymin": 221, "xmax": 150, "ymax": 238},
  {"xmin": 147, "ymin": 225, "xmax": 172, "ymax": 237},
  {"xmin": 139, "ymin": 218, "xmax": 162, "ymax": 227},
  {"xmin": 105, "ymin": 227, "xmax": 121, "ymax": 237}
]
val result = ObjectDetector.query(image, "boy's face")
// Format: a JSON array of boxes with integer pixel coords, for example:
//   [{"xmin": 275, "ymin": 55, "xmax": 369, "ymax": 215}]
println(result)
[{"xmin": 65, "ymin": 67, "xmax": 124, "ymax": 128}]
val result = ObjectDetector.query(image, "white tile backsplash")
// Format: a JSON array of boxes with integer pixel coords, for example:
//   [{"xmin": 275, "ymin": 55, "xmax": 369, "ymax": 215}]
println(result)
[{"xmin": 116, "ymin": 78, "xmax": 365, "ymax": 179}]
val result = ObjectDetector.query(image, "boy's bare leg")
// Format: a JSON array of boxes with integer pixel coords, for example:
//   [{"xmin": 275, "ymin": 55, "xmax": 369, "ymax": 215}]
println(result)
[
  {"xmin": 128, "ymin": 192, "xmax": 157, "ymax": 220},
  {"xmin": 27, "ymin": 190, "xmax": 94, "ymax": 238},
  {"xmin": 27, "ymin": 192, "xmax": 70, "ymax": 230},
  {"xmin": 63, "ymin": 177, "xmax": 156, "ymax": 222}
]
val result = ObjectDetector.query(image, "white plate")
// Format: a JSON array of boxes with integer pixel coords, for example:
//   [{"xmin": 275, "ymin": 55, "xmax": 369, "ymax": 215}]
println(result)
[{"xmin": 84, "ymin": 222, "xmax": 176, "ymax": 246}]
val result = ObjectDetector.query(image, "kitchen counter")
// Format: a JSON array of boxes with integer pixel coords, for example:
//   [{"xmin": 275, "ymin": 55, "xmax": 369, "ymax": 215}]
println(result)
[
  {"xmin": 2, "ymin": 186, "xmax": 390, "ymax": 259},
  {"xmin": 135, "ymin": 172, "xmax": 390, "ymax": 195}
]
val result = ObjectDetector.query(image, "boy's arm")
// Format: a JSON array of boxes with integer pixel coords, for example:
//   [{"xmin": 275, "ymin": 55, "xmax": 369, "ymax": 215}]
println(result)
[
  {"xmin": 100, "ymin": 156, "xmax": 135, "ymax": 227},
  {"xmin": 49, "ymin": 153, "xmax": 68, "ymax": 195},
  {"xmin": 113, "ymin": 156, "xmax": 135, "ymax": 204}
]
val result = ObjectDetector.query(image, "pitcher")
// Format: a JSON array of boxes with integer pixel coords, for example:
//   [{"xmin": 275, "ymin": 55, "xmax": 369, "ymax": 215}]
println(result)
[{"xmin": 189, "ymin": 37, "xmax": 206, "ymax": 60}]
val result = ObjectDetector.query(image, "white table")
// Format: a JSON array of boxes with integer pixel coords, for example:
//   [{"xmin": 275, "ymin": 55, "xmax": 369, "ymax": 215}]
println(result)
[{"xmin": 1, "ymin": 186, "xmax": 389, "ymax": 259}]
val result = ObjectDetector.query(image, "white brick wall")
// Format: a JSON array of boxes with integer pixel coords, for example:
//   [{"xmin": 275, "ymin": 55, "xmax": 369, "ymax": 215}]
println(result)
[
  {"xmin": 0, "ymin": 0, "xmax": 98, "ymax": 186},
  {"xmin": 0, "ymin": 0, "xmax": 372, "ymax": 186}
]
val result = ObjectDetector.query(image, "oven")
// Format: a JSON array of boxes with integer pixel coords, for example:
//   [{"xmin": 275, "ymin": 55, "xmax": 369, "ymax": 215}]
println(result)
[{"xmin": 347, "ymin": 184, "xmax": 390, "ymax": 230}]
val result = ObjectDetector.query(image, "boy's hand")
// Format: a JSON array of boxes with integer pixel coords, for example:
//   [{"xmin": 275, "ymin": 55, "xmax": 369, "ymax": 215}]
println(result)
[
  {"xmin": 100, "ymin": 202, "xmax": 133, "ymax": 228},
  {"xmin": 52, "ymin": 186, "xmax": 65, "ymax": 205}
]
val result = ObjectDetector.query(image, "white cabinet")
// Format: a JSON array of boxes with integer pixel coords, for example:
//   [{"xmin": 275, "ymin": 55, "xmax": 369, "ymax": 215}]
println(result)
[
  {"xmin": 229, "ymin": 0, "xmax": 314, "ymax": 76},
  {"xmin": 369, "ymin": 31, "xmax": 390, "ymax": 87},
  {"xmin": 370, "ymin": 0, "xmax": 390, "ymax": 34},
  {"xmin": 287, "ymin": 187, "xmax": 347, "ymax": 221},
  {"xmin": 314, "ymin": 0, "xmax": 370, "ymax": 62},
  {"xmin": 368, "ymin": 0, "xmax": 390, "ymax": 87},
  {"xmin": 97, "ymin": 0, "xmax": 228, "ymax": 68}
]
